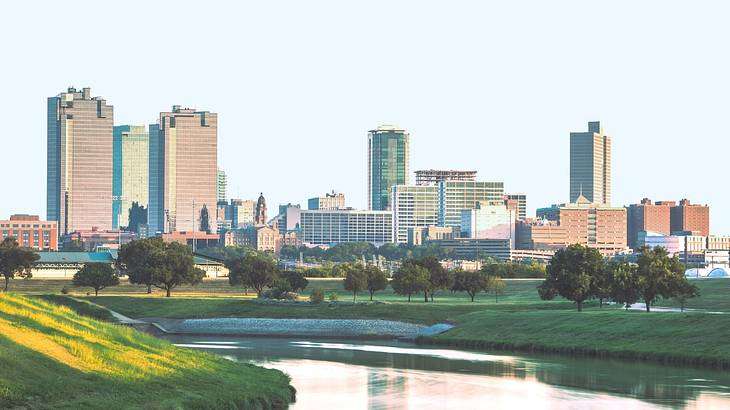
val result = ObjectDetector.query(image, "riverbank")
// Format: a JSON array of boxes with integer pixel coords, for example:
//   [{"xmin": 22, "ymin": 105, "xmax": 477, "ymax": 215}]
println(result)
[{"xmin": 0, "ymin": 294, "xmax": 295, "ymax": 409}]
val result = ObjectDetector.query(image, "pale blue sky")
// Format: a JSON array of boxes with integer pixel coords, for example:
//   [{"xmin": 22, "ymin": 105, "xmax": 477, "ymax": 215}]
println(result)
[{"xmin": 1, "ymin": 1, "xmax": 728, "ymax": 234}]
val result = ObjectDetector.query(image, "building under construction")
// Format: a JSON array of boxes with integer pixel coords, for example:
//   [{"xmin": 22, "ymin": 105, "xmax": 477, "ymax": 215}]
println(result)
[{"xmin": 415, "ymin": 169, "xmax": 477, "ymax": 186}]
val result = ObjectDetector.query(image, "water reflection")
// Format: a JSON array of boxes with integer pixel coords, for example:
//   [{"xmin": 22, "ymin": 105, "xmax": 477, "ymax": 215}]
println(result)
[{"xmin": 165, "ymin": 335, "xmax": 730, "ymax": 409}]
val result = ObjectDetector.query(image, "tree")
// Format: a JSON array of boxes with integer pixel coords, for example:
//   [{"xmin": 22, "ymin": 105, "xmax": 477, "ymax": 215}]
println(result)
[
  {"xmin": 72, "ymin": 262, "xmax": 119, "ymax": 296},
  {"xmin": 280, "ymin": 271, "xmax": 309, "ymax": 292},
  {"xmin": 635, "ymin": 246, "xmax": 686, "ymax": 312},
  {"xmin": 0, "ymin": 238, "xmax": 39, "ymax": 292},
  {"xmin": 343, "ymin": 264, "xmax": 368, "ymax": 301},
  {"xmin": 200, "ymin": 204, "xmax": 211, "ymax": 234},
  {"xmin": 127, "ymin": 201, "xmax": 148, "ymax": 233},
  {"xmin": 451, "ymin": 269, "xmax": 489, "ymax": 302},
  {"xmin": 591, "ymin": 263, "xmax": 614, "ymax": 308},
  {"xmin": 671, "ymin": 277, "xmax": 700, "ymax": 312},
  {"xmin": 151, "ymin": 242, "xmax": 205, "ymax": 297},
  {"xmin": 365, "ymin": 265, "xmax": 388, "ymax": 301},
  {"xmin": 412, "ymin": 256, "xmax": 451, "ymax": 302},
  {"xmin": 609, "ymin": 261, "xmax": 640, "ymax": 310},
  {"xmin": 227, "ymin": 252, "xmax": 278, "ymax": 297},
  {"xmin": 538, "ymin": 244, "xmax": 604, "ymax": 312},
  {"xmin": 117, "ymin": 237, "xmax": 165, "ymax": 293},
  {"xmin": 487, "ymin": 275, "xmax": 506, "ymax": 303},
  {"xmin": 391, "ymin": 262, "xmax": 429, "ymax": 302}
]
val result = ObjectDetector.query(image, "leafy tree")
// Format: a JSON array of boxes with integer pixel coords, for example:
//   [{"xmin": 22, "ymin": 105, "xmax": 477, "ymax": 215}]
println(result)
[
  {"xmin": 343, "ymin": 264, "xmax": 368, "ymax": 301},
  {"xmin": 608, "ymin": 261, "xmax": 640, "ymax": 310},
  {"xmin": 538, "ymin": 244, "xmax": 604, "ymax": 312},
  {"xmin": 451, "ymin": 269, "xmax": 489, "ymax": 302},
  {"xmin": 365, "ymin": 265, "xmax": 388, "ymax": 301},
  {"xmin": 635, "ymin": 246, "xmax": 686, "ymax": 312},
  {"xmin": 127, "ymin": 201, "xmax": 148, "ymax": 233},
  {"xmin": 200, "ymin": 204, "xmax": 211, "ymax": 234},
  {"xmin": 152, "ymin": 242, "xmax": 205, "ymax": 297},
  {"xmin": 280, "ymin": 271, "xmax": 309, "ymax": 292},
  {"xmin": 279, "ymin": 245, "xmax": 300, "ymax": 260},
  {"xmin": 227, "ymin": 252, "xmax": 278, "ymax": 297},
  {"xmin": 117, "ymin": 237, "xmax": 165, "ymax": 293},
  {"xmin": 391, "ymin": 262, "xmax": 429, "ymax": 302},
  {"xmin": 412, "ymin": 256, "xmax": 451, "ymax": 302},
  {"xmin": 487, "ymin": 275, "xmax": 507, "ymax": 303},
  {"xmin": 0, "ymin": 238, "xmax": 39, "ymax": 292},
  {"xmin": 72, "ymin": 262, "xmax": 119, "ymax": 296},
  {"xmin": 672, "ymin": 279, "xmax": 700, "ymax": 312},
  {"xmin": 591, "ymin": 263, "xmax": 613, "ymax": 308}
]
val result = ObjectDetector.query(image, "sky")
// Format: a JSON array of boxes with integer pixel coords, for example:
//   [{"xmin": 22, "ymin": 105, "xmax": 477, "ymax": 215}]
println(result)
[{"xmin": 0, "ymin": 1, "xmax": 728, "ymax": 234}]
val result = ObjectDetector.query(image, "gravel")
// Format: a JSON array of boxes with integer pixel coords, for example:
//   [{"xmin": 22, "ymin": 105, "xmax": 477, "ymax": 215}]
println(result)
[{"xmin": 156, "ymin": 318, "xmax": 453, "ymax": 339}]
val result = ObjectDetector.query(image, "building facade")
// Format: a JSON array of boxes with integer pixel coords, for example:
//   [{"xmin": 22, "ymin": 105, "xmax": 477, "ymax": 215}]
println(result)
[
  {"xmin": 408, "ymin": 226, "xmax": 457, "ymax": 246},
  {"xmin": 414, "ymin": 169, "xmax": 477, "ymax": 186},
  {"xmin": 570, "ymin": 121, "xmax": 611, "ymax": 205},
  {"xmin": 391, "ymin": 185, "xmax": 439, "ymax": 244},
  {"xmin": 227, "ymin": 199, "xmax": 257, "ymax": 228},
  {"xmin": 368, "ymin": 125, "xmax": 409, "ymax": 210},
  {"xmin": 437, "ymin": 181, "xmax": 505, "ymax": 229},
  {"xmin": 47, "ymin": 87, "xmax": 114, "ymax": 236},
  {"xmin": 217, "ymin": 168, "xmax": 227, "ymax": 203},
  {"xmin": 148, "ymin": 106, "xmax": 218, "ymax": 234},
  {"xmin": 626, "ymin": 199, "xmax": 673, "ymax": 250},
  {"xmin": 112, "ymin": 125, "xmax": 149, "ymax": 229},
  {"xmin": 460, "ymin": 203, "xmax": 515, "ymax": 243},
  {"xmin": 308, "ymin": 191, "xmax": 346, "ymax": 210},
  {"xmin": 300, "ymin": 210, "xmax": 393, "ymax": 246},
  {"xmin": 505, "ymin": 193, "xmax": 527, "ymax": 220},
  {"xmin": 670, "ymin": 199, "xmax": 710, "ymax": 236},
  {"xmin": 0, "ymin": 215, "xmax": 58, "ymax": 251}
]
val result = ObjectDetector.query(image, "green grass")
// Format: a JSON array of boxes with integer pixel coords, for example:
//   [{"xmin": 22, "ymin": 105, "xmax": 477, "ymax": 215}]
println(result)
[
  {"xmin": 0, "ymin": 293, "xmax": 295, "ymax": 409},
  {"xmin": 655, "ymin": 278, "xmax": 730, "ymax": 311}
]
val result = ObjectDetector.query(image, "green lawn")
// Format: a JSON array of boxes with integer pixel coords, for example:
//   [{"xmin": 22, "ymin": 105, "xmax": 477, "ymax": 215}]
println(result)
[
  {"xmin": 656, "ymin": 278, "xmax": 730, "ymax": 311},
  {"xmin": 0, "ymin": 294, "xmax": 295, "ymax": 409}
]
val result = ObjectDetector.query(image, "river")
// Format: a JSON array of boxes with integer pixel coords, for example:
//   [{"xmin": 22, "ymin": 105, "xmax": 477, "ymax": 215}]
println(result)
[{"xmin": 164, "ymin": 335, "xmax": 730, "ymax": 409}]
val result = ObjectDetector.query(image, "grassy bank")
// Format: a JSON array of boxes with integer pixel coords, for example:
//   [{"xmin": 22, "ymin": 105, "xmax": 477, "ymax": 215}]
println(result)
[
  {"xmin": 0, "ymin": 294, "xmax": 295, "ymax": 409},
  {"xmin": 420, "ymin": 309, "xmax": 730, "ymax": 368}
]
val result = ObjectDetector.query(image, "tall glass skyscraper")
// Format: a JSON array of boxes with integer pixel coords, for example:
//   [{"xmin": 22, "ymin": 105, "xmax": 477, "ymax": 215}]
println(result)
[
  {"xmin": 47, "ymin": 87, "xmax": 113, "ymax": 236},
  {"xmin": 112, "ymin": 125, "xmax": 149, "ymax": 229},
  {"xmin": 570, "ymin": 121, "xmax": 612, "ymax": 205},
  {"xmin": 147, "ymin": 106, "xmax": 218, "ymax": 234},
  {"xmin": 367, "ymin": 125, "xmax": 409, "ymax": 211}
]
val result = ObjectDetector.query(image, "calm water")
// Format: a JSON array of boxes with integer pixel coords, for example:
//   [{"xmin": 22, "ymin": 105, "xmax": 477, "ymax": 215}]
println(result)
[{"xmin": 165, "ymin": 335, "xmax": 730, "ymax": 409}]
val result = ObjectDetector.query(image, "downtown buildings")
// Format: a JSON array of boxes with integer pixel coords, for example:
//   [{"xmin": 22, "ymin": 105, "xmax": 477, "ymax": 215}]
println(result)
[
  {"xmin": 112, "ymin": 125, "xmax": 149, "ymax": 229},
  {"xmin": 367, "ymin": 125, "xmax": 409, "ymax": 211},
  {"xmin": 47, "ymin": 87, "xmax": 114, "ymax": 236},
  {"xmin": 570, "ymin": 121, "xmax": 611, "ymax": 205}
]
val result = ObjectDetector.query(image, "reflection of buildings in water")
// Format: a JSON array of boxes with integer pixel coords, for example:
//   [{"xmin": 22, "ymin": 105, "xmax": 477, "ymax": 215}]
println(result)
[{"xmin": 368, "ymin": 368, "xmax": 407, "ymax": 410}]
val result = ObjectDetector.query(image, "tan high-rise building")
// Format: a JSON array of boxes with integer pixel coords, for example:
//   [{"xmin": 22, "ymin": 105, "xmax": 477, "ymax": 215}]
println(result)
[
  {"xmin": 47, "ymin": 87, "xmax": 113, "ymax": 236},
  {"xmin": 148, "ymin": 106, "xmax": 217, "ymax": 234},
  {"xmin": 570, "ymin": 121, "xmax": 611, "ymax": 205}
]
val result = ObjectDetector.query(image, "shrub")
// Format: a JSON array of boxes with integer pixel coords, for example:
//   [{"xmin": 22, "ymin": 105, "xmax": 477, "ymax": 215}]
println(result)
[
  {"xmin": 310, "ymin": 288, "xmax": 325, "ymax": 304},
  {"xmin": 328, "ymin": 292, "xmax": 339, "ymax": 302},
  {"xmin": 281, "ymin": 292, "xmax": 299, "ymax": 301},
  {"xmin": 60, "ymin": 285, "xmax": 71, "ymax": 295}
]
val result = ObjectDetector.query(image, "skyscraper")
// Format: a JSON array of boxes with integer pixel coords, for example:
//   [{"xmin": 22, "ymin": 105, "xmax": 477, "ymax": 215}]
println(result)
[
  {"xmin": 113, "ymin": 125, "xmax": 149, "ymax": 229},
  {"xmin": 217, "ymin": 168, "xmax": 227, "ymax": 203},
  {"xmin": 570, "ymin": 121, "xmax": 611, "ymax": 205},
  {"xmin": 368, "ymin": 125, "xmax": 409, "ymax": 210},
  {"xmin": 47, "ymin": 87, "xmax": 113, "ymax": 236},
  {"xmin": 148, "ymin": 106, "xmax": 218, "ymax": 234},
  {"xmin": 437, "ymin": 181, "xmax": 505, "ymax": 229}
]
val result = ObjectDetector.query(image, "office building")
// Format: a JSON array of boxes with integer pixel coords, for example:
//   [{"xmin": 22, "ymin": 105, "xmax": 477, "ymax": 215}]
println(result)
[
  {"xmin": 415, "ymin": 170, "xmax": 477, "ymax": 186},
  {"xmin": 570, "ymin": 121, "xmax": 611, "ymax": 205},
  {"xmin": 515, "ymin": 219, "xmax": 567, "ymax": 251},
  {"xmin": 148, "ymin": 106, "xmax": 218, "ymax": 234},
  {"xmin": 62, "ymin": 227, "xmax": 136, "ymax": 251},
  {"xmin": 227, "ymin": 199, "xmax": 256, "ymax": 228},
  {"xmin": 368, "ymin": 125, "xmax": 409, "ymax": 210},
  {"xmin": 391, "ymin": 185, "xmax": 439, "ymax": 244},
  {"xmin": 47, "ymin": 87, "xmax": 114, "ymax": 236},
  {"xmin": 437, "ymin": 181, "xmax": 505, "ymax": 229},
  {"xmin": 217, "ymin": 168, "xmax": 227, "ymax": 203},
  {"xmin": 505, "ymin": 193, "xmax": 527, "ymax": 220},
  {"xmin": 112, "ymin": 125, "xmax": 149, "ymax": 229},
  {"xmin": 460, "ymin": 202, "xmax": 515, "ymax": 243},
  {"xmin": 273, "ymin": 203, "xmax": 302, "ymax": 232},
  {"xmin": 0, "ymin": 215, "xmax": 58, "ymax": 251},
  {"xmin": 308, "ymin": 191, "xmax": 345, "ymax": 210},
  {"xmin": 430, "ymin": 238, "xmax": 512, "ymax": 261},
  {"xmin": 408, "ymin": 226, "xmax": 457, "ymax": 246},
  {"xmin": 670, "ymin": 199, "xmax": 710, "ymax": 236},
  {"xmin": 626, "ymin": 199, "xmax": 674, "ymax": 250},
  {"xmin": 300, "ymin": 209, "xmax": 393, "ymax": 246}
]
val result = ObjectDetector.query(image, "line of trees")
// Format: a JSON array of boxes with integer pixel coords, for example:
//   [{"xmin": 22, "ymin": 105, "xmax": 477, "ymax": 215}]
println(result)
[
  {"xmin": 538, "ymin": 244, "xmax": 698, "ymax": 312},
  {"xmin": 225, "ymin": 252, "xmax": 308, "ymax": 298},
  {"xmin": 117, "ymin": 238, "xmax": 206, "ymax": 297}
]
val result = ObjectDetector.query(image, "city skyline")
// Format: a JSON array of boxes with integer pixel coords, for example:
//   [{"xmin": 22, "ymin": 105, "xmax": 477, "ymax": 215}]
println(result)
[{"xmin": 2, "ymin": 2, "xmax": 729, "ymax": 234}]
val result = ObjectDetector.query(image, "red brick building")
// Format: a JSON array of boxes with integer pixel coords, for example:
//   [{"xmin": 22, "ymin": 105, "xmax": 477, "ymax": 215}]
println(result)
[
  {"xmin": 626, "ymin": 199, "xmax": 674, "ymax": 249},
  {"xmin": 671, "ymin": 199, "xmax": 710, "ymax": 236},
  {"xmin": 0, "ymin": 215, "xmax": 58, "ymax": 251}
]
